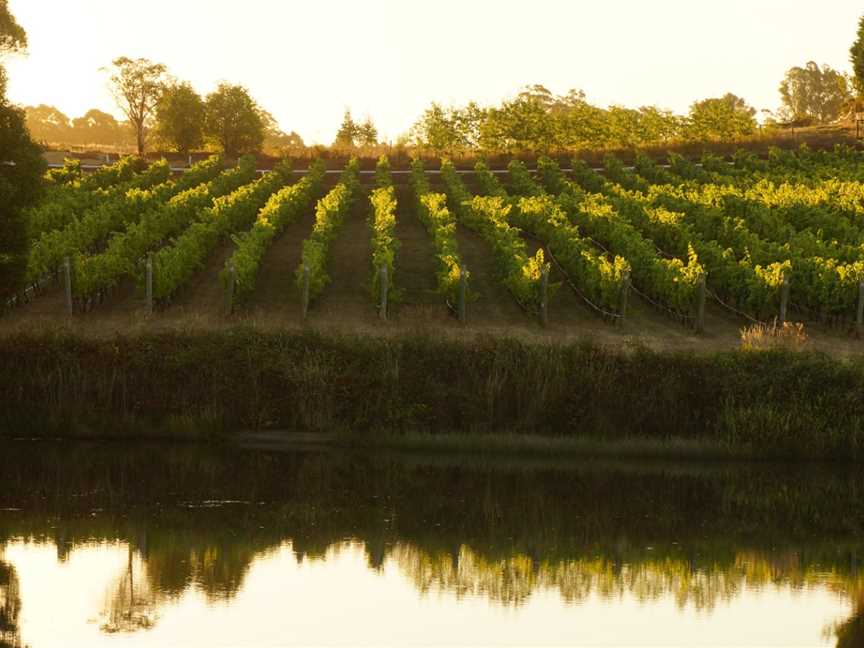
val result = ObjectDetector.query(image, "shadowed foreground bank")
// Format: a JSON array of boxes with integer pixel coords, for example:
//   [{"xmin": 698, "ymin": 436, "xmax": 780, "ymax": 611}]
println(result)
[{"xmin": 2, "ymin": 328, "xmax": 863, "ymax": 458}]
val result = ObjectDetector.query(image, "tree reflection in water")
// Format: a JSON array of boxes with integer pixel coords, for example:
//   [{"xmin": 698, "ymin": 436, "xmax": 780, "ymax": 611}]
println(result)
[
  {"xmin": 100, "ymin": 546, "xmax": 158, "ymax": 634},
  {"xmin": 0, "ymin": 441, "xmax": 862, "ymax": 646},
  {"xmin": 0, "ymin": 560, "xmax": 22, "ymax": 648}
]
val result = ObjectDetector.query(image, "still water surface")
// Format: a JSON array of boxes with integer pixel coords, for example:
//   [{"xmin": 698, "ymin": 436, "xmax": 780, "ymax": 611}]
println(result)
[{"xmin": 0, "ymin": 441, "xmax": 862, "ymax": 647}]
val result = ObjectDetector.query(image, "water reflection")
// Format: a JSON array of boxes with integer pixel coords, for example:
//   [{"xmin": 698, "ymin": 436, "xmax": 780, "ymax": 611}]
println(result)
[
  {"xmin": 0, "ymin": 442, "xmax": 862, "ymax": 646},
  {"xmin": 101, "ymin": 547, "xmax": 158, "ymax": 633},
  {"xmin": 0, "ymin": 560, "xmax": 22, "ymax": 648}
]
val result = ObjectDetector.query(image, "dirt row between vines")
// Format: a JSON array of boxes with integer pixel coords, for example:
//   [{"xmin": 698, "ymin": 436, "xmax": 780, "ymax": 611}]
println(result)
[{"xmin": 2, "ymin": 176, "xmax": 862, "ymax": 357}]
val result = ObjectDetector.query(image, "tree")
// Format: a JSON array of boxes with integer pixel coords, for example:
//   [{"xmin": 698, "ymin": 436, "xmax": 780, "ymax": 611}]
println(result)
[
  {"xmin": 1, "ymin": 0, "xmax": 45, "ymax": 303},
  {"xmin": 452, "ymin": 102, "xmax": 486, "ymax": 148},
  {"xmin": 23, "ymin": 104, "xmax": 71, "ymax": 144},
  {"xmin": 408, "ymin": 103, "xmax": 461, "ymax": 153},
  {"xmin": 851, "ymin": 16, "xmax": 864, "ymax": 96},
  {"xmin": 0, "ymin": 560, "xmax": 23, "ymax": 648},
  {"xmin": 259, "ymin": 108, "xmax": 304, "ymax": 154},
  {"xmin": 687, "ymin": 93, "xmax": 757, "ymax": 140},
  {"xmin": 357, "ymin": 118, "xmax": 378, "ymax": 146},
  {"xmin": 517, "ymin": 84, "xmax": 556, "ymax": 110},
  {"xmin": 778, "ymin": 62, "xmax": 851, "ymax": 123},
  {"xmin": 155, "ymin": 82, "xmax": 205, "ymax": 154},
  {"xmin": 203, "ymin": 83, "xmax": 264, "ymax": 157},
  {"xmin": 70, "ymin": 109, "xmax": 125, "ymax": 147},
  {"xmin": 0, "ymin": 0, "xmax": 25, "ymax": 53},
  {"xmin": 333, "ymin": 110, "xmax": 359, "ymax": 147},
  {"xmin": 479, "ymin": 95, "xmax": 556, "ymax": 152},
  {"xmin": 106, "ymin": 57, "xmax": 167, "ymax": 154}
]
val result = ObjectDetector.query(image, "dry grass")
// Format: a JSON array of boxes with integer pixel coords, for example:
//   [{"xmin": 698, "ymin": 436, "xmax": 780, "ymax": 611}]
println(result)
[{"xmin": 740, "ymin": 320, "xmax": 808, "ymax": 352}]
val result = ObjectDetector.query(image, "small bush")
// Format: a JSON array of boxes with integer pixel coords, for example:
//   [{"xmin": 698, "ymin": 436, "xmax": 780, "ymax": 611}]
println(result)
[{"xmin": 740, "ymin": 319, "xmax": 808, "ymax": 352}]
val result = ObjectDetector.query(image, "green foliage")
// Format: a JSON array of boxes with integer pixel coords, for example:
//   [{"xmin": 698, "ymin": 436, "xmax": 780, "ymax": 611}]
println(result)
[
  {"xmin": 149, "ymin": 160, "xmax": 294, "ymax": 302},
  {"xmin": 155, "ymin": 82, "xmax": 205, "ymax": 154},
  {"xmin": 357, "ymin": 118, "xmax": 378, "ymax": 146},
  {"xmin": 410, "ymin": 159, "xmax": 464, "ymax": 303},
  {"xmin": 508, "ymin": 161, "xmax": 631, "ymax": 315},
  {"xmin": 24, "ymin": 105, "xmax": 133, "ymax": 148},
  {"xmin": 1, "ymin": 0, "xmax": 44, "ymax": 300},
  {"xmin": 223, "ymin": 160, "xmax": 326, "ymax": 305},
  {"xmin": 441, "ymin": 160, "xmax": 549, "ymax": 312},
  {"xmin": 26, "ymin": 159, "xmax": 175, "ymax": 282},
  {"xmin": 533, "ymin": 158, "xmax": 703, "ymax": 317},
  {"xmin": 332, "ymin": 111, "xmax": 378, "ymax": 148},
  {"xmin": 851, "ymin": 15, "xmax": 864, "ymax": 95},
  {"xmin": 259, "ymin": 108, "xmax": 305, "ymax": 154},
  {"xmin": 536, "ymin": 156, "xmax": 567, "ymax": 195},
  {"xmin": 204, "ymin": 83, "xmax": 265, "ymax": 156},
  {"xmin": 333, "ymin": 110, "xmax": 359, "ymax": 148},
  {"xmin": 295, "ymin": 159, "xmax": 360, "ymax": 301},
  {"xmin": 369, "ymin": 157, "xmax": 399, "ymax": 303},
  {"xmin": 778, "ymin": 62, "xmax": 852, "ymax": 123},
  {"xmin": 72, "ymin": 156, "xmax": 256, "ymax": 300},
  {"xmin": 407, "ymin": 102, "xmax": 485, "ymax": 154},
  {"xmin": 45, "ymin": 158, "xmax": 82, "ymax": 185},
  {"xmin": 0, "ymin": 99, "xmax": 45, "ymax": 302},
  {"xmin": 0, "ymin": 0, "xmax": 27, "ymax": 53},
  {"xmin": 409, "ymin": 85, "xmax": 765, "ymax": 153},
  {"xmin": 82, "ymin": 155, "xmax": 149, "ymax": 191},
  {"xmin": 686, "ymin": 94, "xmax": 757, "ymax": 140},
  {"xmin": 374, "ymin": 155, "xmax": 391, "ymax": 189},
  {"xmin": 107, "ymin": 57, "xmax": 168, "ymax": 154}
]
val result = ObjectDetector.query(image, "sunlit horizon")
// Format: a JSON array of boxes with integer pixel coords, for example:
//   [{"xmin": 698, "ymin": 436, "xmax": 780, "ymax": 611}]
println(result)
[{"xmin": 3, "ymin": 0, "xmax": 861, "ymax": 145}]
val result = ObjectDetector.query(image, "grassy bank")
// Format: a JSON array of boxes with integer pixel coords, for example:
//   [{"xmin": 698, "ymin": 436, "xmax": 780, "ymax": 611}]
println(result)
[{"xmin": 1, "ymin": 327, "xmax": 863, "ymax": 458}]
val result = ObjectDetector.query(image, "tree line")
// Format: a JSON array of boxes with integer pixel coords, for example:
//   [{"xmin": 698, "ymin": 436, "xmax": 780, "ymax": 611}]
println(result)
[
  {"xmin": 27, "ymin": 58, "xmax": 861, "ymax": 158},
  {"xmin": 111, "ymin": 57, "xmax": 305, "ymax": 156},
  {"xmin": 24, "ymin": 57, "xmax": 305, "ymax": 157},
  {"xmin": 406, "ymin": 60, "xmax": 859, "ymax": 154}
]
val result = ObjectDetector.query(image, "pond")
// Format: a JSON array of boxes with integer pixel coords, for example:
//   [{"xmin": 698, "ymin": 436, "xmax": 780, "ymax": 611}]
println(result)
[{"xmin": 0, "ymin": 441, "xmax": 861, "ymax": 647}]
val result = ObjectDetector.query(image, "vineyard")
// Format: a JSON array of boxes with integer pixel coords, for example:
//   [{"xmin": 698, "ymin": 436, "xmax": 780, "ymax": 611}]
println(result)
[{"xmin": 5, "ymin": 146, "xmax": 864, "ymax": 354}]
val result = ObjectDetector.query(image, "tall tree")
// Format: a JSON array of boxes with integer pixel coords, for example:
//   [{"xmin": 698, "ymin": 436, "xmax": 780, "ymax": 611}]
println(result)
[
  {"xmin": 155, "ymin": 82, "xmax": 205, "ymax": 154},
  {"xmin": 333, "ymin": 110, "xmax": 359, "ymax": 148},
  {"xmin": 1, "ymin": 0, "xmax": 45, "ymax": 303},
  {"xmin": 409, "ymin": 103, "xmax": 459, "ymax": 153},
  {"xmin": 778, "ymin": 62, "xmax": 851, "ymax": 123},
  {"xmin": 851, "ymin": 16, "xmax": 864, "ymax": 97},
  {"xmin": 687, "ymin": 93, "xmax": 757, "ymax": 139},
  {"xmin": 0, "ymin": 560, "xmax": 23, "ymax": 648},
  {"xmin": 203, "ymin": 83, "xmax": 264, "ymax": 157},
  {"xmin": 479, "ymin": 95, "xmax": 556, "ymax": 153},
  {"xmin": 357, "ymin": 117, "xmax": 378, "ymax": 146},
  {"xmin": 0, "ymin": 0, "xmax": 25, "ymax": 53},
  {"xmin": 259, "ymin": 108, "xmax": 304, "ymax": 153},
  {"xmin": 517, "ymin": 84, "xmax": 556, "ymax": 110},
  {"xmin": 106, "ymin": 56, "xmax": 167, "ymax": 154}
]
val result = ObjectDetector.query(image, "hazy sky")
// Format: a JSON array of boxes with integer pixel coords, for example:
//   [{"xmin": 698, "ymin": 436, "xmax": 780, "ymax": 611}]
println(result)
[{"xmin": 3, "ymin": 0, "xmax": 861, "ymax": 144}]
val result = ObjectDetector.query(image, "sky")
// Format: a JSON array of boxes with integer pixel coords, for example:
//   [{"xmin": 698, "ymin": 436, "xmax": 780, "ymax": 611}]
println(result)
[{"xmin": 3, "ymin": 0, "xmax": 862, "ymax": 145}]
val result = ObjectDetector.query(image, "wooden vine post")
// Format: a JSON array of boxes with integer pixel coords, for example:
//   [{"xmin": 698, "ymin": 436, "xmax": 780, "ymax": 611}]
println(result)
[
  {"xmin": 224, "ymin": 261, "xmax": 236, "ymax": 316},
  {"xmin": 458, "ymin": 265, "xmax": 468, "ymax": 324},
  {"xmin": 379, "ymin": 264, "xmax": 388, "ymax": 321},
  {"xmin": 539, "ymin": 265, "xmax": 549, "ymax": 327},
  {"xmin": 63, "ymin": 256, "xmax": 73, "ymax": 315},
  {"xmin": 779, "ymin": 278, "xmax": 791, "ymax": 325},
  {"xmin": 857, "ymin": 281, "xmax": 864, "ymax": 337},
  {"xmin": 145, "ymin": 254, "xmax": 154, "ymax": 315},
  {"xmin": 618, "ymin": 271, "xmax": 630, "ymax": 324},
  {"xmin": 301, "ymin": 263, "xmax": 310, "ymax": 320},
  {"xmin": 694, "ymin": 273, "xmax": 707, "ymax": 334}
]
